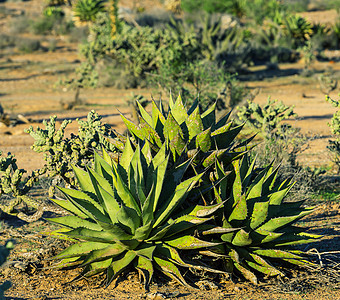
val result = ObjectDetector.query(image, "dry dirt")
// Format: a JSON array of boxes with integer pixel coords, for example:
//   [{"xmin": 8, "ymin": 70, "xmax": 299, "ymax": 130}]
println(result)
[{"xmin": 0, "ymin": 1, "xmax": 340, "ymax": 299}]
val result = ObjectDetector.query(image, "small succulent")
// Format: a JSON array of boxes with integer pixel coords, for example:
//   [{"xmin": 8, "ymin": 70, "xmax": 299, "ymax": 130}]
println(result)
[
  {"xmin": 48, "ymin": 141, "xmax": 226, "ymax": 288},
  {"xmin": 209, "ymin": 155, "xmax": 319, "ymax": 283}
]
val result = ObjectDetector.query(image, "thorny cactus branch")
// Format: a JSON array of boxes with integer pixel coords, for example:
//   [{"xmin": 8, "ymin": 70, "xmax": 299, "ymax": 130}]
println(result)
[{"xmin": 0, "ymin": 111, "xmax": 119, "ymax": 222}]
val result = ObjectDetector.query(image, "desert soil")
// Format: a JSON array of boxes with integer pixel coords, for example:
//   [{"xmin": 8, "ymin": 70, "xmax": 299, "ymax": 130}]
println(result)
[{"xmin": 0, "ymin": 1, "xmax": 339, "ymax": 299}]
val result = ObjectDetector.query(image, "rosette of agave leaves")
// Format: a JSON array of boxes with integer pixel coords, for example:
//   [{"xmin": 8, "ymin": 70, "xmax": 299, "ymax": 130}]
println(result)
[
  {"xmin": 207, "ymin": 155, "xmax": 320, "ymax": 284},
  {"xmin": 47, "ymin": 141, "xmax": 232, "ymax": 288},
  {"xmin": 111, "ymin": 95, "xmax": 253, "ymax": 170}
]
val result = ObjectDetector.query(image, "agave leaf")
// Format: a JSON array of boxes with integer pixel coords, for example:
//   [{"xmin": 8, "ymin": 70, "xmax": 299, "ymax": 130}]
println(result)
[
  {"xmin": 249, "ymin": 199, "xmax": 270, "ymax": 230},
  {"xmin": 213, "ymin": 124, "xmax": 244, "ymax": 149},
  {"xmin": 253, "ymin": 249, "xmax": 307, "ymax": 261},
  {"xmin": 163, "ymin": 216, "xmax": 212, "ymax": 239},
  {"xmin": 166, "ymin": 235, "xmax": 221, "ymax": 250},
  {"xmin": 136, "ymin": 256, "xmax": 153, "ymax": 290},
  {"xmin": 51, "ymin": 198, "xmax": 88, "ymax": 219},
  {"xmin": 163, "ymin": 112, "xmax": 183, "ymax": 142},
  {"xmin": 120, "ymin": 137, "xmax": 135, "ymax": 172},
  {"xmin": 111, "ymin": 163, "xmax": 141, "ymax": 215},
  {"xmin": 214, "ymin": 110, "xmax": 232, "ymax": 130},
  {"xmin": 101, "ymin": 147, "xmax": 114, "ymax": 167},
  {"xmin": 188, "ymin": 201, "xmax": 225, "ymax": 218},
  {"xmin": 154, "ymin": 256, "xmax": 191, "ymax": 288},
  {"xmin": 47, "ymin": 216, "xmax": 101, "ymax": 231},
  {"xmin": 195, "ymin": 128, "xmax": 212, "ymax": 152},
  {"xmin": 246, "ymin": 252, "xmax": 283, "ymax": 276},
  {"xmin": 201, "ymin": 102, "xmax": 216, "ymax": 128},
  {"xmin": 139, "ymin": 116, "xmax": 163, "ymax": 148},
  {"xmin": 58, "ymin": 187, "xmax": 110, "ymax": 223},
  {"xmin": 82, "ymin": 259, "xmax": 113, "ymax": 278},
  {"xmin": 169, "ymin": 131, "xmax": 186, "ymax": 157},
  {"xmin": 146, "ymin": 222, "xmax": 174, "ymax": 242},
  {"xmin": 268, "ymin": 186, "xmax": 293, "ymax": 206},
  {"xmin": 53, "ymin": 241, "xmax": 109, "ymax": 260},
  {"xmin": 135, "ymin": 244, "xmax": 156, "ymax": 260},
  {"xmin": 234, "ymin": 262, "xmax": 258, "ymax": 284},
  {"xmin": 262, "ymin": 165, "xmax": 280, "ymax": 195},
  {"xmin": 50, "ymin": 256, "xmax": 82, "ymax": 269},
  {"xmin": 72, "ymin": 165, "xmax": 96, "ymax": 194},
  {"xmin": 81, "ymin": 244, "xmax": 126, "ymax": 266},
  {"xmin": 246, "ymin": 167, "xmax": 269, "ymax": 199},
  {"xmin": 154, "ymin": 173, "xmax": 203, "ymax": 227},
  {"xmin": 121, "ymin": 115, "xmax": 144, "ymax": 140},
  {"xmin": 94, "ymin": 151, "xmax": 113, "ymax": 181},
  {"xmin": 186, "ymin": 106, "xmax": 204, "ymax": 140},
  {"xmin": 134, "ymin": 221, "xmax": 153, "ymax": 241},
  {"xmin": 161, "ymin": 244, "xmax": 227, "ymax": 274},
  {"xmin": 266, "ymin": 232, "xmax": 321, "ymax": 247},
  {"xmin": 257, "ymin": 209, "xmax": 314, "ymax": 232},
  {"xmin": 117, "ymin": 206, "xmax": 141, "ymax": 235},
  {"xmin": 251, "ymin": 228, "xmax": 284, "ymax": 244},
  {"xmin": 151, "ymin": 101, "xmax": 165, "ymax": 138},
  {"xmin": 171, "ymin": 95, "xmax": 187, "ymax": 125},
  {"xmin": 136, "ymin": 100, "xmax": 153, "ymax": 126},
  {"xmin": 201, "ymin": 226, "xmax": 241, "ymax": 236},
  {"xmin": 43, "ymin": 228, "xmax": 76, "ymax": 241},
  {"xmin": 231, "ymin": 229, "xmax": 253, "ymax": 246},
  {"xmin": 152, "ymin": 156, "xmax": 169, "ymax": 211},
  {"xmin": 65, "ymin": 227, "xmax": 131, "ymax": 243},
  {"xmin": 106, "ymin": 250, "xmax": 137, "ymax": 286}
]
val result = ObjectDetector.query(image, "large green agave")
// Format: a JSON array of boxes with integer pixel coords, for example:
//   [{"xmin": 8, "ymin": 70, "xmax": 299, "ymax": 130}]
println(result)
[
  {"xmin": 47, "ymin": 140, "xmax": 229, "ymax": 288},
  {"xmin": 114, "ymin": 95, "xmax": 252, "ymax": 169},
  {"xmin": 208, "ymin": 155, "xmax": 320, "ymax": 283}
]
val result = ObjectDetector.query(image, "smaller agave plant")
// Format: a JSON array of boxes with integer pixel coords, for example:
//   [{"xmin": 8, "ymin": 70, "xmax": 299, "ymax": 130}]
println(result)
[
  {"xmin": 209, "ymin": 155, "xmax": 319, "ymax": 284},
  {"xmin": 47, "ymin": 140, "xmax": 228, "ymax": 288},
  {"xmin": 72, "ymin": 0, "xmax": 106, "ymax": 27},
  {"xmin": 117, "ymin": 95, "xmax": 252, "ymax": 170}
]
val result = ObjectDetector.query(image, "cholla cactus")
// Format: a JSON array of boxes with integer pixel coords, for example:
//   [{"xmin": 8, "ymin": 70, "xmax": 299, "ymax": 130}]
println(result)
[
  {"xmin": 236, "ymin": 98, "xmax": 297, "ymax": 140},
  {"xmin": 25, "ymin": 110, "xmax": 117, "ymax": 189}
]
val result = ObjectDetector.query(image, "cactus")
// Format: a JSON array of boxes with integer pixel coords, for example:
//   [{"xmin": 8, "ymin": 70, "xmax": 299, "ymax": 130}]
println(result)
[
  {"xmin": 47, "ymin": 143, "xmax": 225, "ymax": 288},
  {"xmin": 0, "ymin": 111, "xmax": 118, "ymax": 222},
  {"xmin": 236, "ymin": 98, "xmax": 298, "ymax": 140},
  {"xmin": 209, "ymin": 155, "xmax": 319, "ymax": 283}
]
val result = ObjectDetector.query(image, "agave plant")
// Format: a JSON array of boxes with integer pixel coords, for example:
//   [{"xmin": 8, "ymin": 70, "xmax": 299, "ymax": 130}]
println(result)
[
  {"xmin": 47, "ymin": 140, "xmax": 228, "ymax": 288},
  {"xmin": 118, "ymin": 95, "xmax": 251, "ymax": 171},
  {"xmin": 209, "ymin": 155, "xmax": 319, "ymax": 283},
  {"xmin": 72, "ymin": 0, "xmax": 106, "ymax": 27}
]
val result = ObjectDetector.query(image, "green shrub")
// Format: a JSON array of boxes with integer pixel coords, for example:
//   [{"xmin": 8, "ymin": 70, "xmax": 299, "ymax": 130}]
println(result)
[{"xmin": 16, "ymin": 38, "xmax": 41, "ymax": 53}]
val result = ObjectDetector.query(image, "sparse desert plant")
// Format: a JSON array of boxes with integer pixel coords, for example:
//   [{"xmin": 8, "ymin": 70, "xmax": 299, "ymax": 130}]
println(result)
[
  {"xmin": 326, "ymin": 94, "xmax": 340, "ymax": 173},
  {"xmin": 16, "ymin": 38, "xmax": 41, "ymax": 53},
  {"xmin": 48, "ymin": 144, "xmax": 225, "ymax": 288}
]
